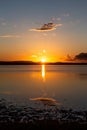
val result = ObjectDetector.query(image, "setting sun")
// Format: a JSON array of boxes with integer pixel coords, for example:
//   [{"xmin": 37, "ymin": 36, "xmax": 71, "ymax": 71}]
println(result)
[{"xmin": 41, "ymin": 58, "xmax": 46, "ymax": 63}]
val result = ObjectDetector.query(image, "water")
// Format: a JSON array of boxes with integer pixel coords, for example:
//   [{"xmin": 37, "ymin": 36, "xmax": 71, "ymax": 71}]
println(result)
[{"xmin": 0, "ymin": 65, "xmax": 87, "ymax": 110}]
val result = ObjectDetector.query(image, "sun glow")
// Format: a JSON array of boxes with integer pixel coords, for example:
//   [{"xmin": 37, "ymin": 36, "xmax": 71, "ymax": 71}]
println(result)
[{"xmin": 41, "ymin": 57, "xmax": 46, "ymax": 63}]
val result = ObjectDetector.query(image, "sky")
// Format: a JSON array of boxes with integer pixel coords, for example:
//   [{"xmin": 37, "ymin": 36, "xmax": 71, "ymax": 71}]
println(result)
[{"xmin": 0, "ymin": 0, "xmax": 87, "ymax": 62}]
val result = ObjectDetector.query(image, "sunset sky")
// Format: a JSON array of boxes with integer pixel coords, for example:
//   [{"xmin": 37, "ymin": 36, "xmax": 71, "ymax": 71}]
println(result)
[{"xmin": 0, "ymin": 0, "xmax": 87, "ymax": 62}]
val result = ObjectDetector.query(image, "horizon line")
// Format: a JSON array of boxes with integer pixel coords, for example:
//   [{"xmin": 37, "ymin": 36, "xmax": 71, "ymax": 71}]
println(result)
[{"xmin": 0, "ymin": 60, "xmax": 87, "ymax": 65}]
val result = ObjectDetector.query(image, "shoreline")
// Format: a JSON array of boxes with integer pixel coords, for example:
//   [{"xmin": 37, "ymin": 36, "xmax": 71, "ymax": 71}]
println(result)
[
  {"xmin": 0, "ymin": 61, "xmax": 87, "ymax": 65},
  {"xmin": 0, "ymin": 98, "xmax": 87, "ymax": 129}
]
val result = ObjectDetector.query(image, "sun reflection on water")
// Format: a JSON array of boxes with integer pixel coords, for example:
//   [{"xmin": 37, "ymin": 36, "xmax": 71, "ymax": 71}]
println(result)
[{"xmin": 41, "ymin": 65, "xmax": 45, "ymax": 82}]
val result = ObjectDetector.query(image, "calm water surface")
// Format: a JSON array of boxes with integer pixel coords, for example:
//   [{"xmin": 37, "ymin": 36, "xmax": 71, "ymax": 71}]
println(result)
[{"xmin": 0, "ymin": 65, "xmax": 87, "ymax": 110}]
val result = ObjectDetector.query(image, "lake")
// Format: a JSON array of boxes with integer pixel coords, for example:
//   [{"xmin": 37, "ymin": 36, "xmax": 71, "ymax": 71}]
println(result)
[{"xmin": 0, "ymin": 65, "xmax": 87, "ymax": 110}]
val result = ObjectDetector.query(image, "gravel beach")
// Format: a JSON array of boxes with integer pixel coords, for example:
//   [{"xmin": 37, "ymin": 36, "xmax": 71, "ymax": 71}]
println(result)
[{"xmin": 0, "ymin": 98, "xmax": 87, "ymax": 129}]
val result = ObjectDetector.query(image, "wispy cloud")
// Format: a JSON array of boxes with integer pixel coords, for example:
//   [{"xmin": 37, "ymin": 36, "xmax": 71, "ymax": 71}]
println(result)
[
  {"xmin": 32, "ymin": 55, "xmax": 37, "ymax": 58},
  {"xmin": 1, "ymin": 22, "xmax": 7, "ymax": 26},
  {"xmin": 51, "ymin": 17, "xmax": 61, "ymax": 21},
  {"xmin": 65, "ymin": 54, "xmax": 74, "ymax": 61},
  {"xmin": 0, "ymin": 17, "xmax": 7, "ymax": 26},
  {"xmin": 30, "ymin": 23, "xmax": 62, "ymax": 32},
  {"xmin": 0, "ymin": 35, "xmax": 20, "ymax": 38},
  {"xmin": 0, "ymin": 17, "xmax": 5, "ymax": 21},
  {"xmin": 63, "ymin": 13, "xmax": 70, "ymax": 17},
  {"xmin": 51, "ymin": 13, "xmax": 70, "ymax": 22},
  {"xmin": 57, "ymin": 18, "xmax": 61, "ymax": 21}
]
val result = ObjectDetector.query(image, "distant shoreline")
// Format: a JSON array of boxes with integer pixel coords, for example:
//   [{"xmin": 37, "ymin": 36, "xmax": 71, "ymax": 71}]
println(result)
[{"xmin": 0, "ymin": 61, "xmax": 87, "ymax": 65}]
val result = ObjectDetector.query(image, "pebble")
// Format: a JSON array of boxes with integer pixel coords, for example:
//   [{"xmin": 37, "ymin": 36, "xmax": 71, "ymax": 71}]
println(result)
[{"xmin": 0, "ymin": 99, "xmax": 87, "ymax": 123}]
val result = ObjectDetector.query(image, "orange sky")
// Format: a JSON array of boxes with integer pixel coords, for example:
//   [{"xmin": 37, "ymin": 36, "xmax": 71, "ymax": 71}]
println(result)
[{"xmin": 0, "ymin": 0, "xmax": 87, "ymax": 62}]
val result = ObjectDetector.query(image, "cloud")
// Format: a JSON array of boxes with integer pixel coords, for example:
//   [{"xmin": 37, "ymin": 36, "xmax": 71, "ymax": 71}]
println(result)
[
  {"xmin": 51, "ymin": 17, "xmax": 61, "ymax": 21},
  {"xmin": 63, "ymin": 13, "xmax": 70, "ymax": 17},
  {"xmin": 0, "ymin": 17, "xmax": 5, "ymax": 21},
  {"xmin": 65, "ymin": 53, "xmax": 87, "ymax": 62},
  {"xmin": 0, "ymin": 17, "xmax": 7, "ymax": 26},
  {"xmin": 66, "ymin": 54, "xmax": 74, "ymax": 61},
  {"xmin": 0, "ymin": 35, "xmax": 20, "ymax": 38},
  {"xmin": 32, "ymin": 55, "xmax": 37, "ymax": 58},
  {"xmin": 74, "ymin": 53, "xmax": 87, "ymax": 60},
  {"xmin": 30, "ymin": 22, "xmax": 62, "ymax": 32},
  {"xmin": 57, "ymin": 18, "xmax": 61, "ymax": 21},
  {"xmin": 1, "ymin": 22, "xmax": 7, "ymax": 26}
]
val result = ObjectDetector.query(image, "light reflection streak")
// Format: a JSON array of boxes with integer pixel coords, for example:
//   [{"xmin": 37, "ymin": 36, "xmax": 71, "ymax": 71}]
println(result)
[{"xmin": 41, "ymin": 65, "xmax": 45, "ymax": 82}]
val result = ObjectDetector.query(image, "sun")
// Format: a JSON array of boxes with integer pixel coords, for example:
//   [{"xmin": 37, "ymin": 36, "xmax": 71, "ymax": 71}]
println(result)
[{"xmin": 41, "ymin": 57, "xmax": 46, "ymax": 63}]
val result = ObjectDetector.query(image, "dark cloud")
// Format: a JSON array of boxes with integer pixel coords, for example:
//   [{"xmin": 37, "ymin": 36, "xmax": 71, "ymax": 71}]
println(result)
[
  {"xmin": 75, "ymin": 53, "xmax": 87, "ymax": 60},
  {"xmin": 65, "ymin": 53, "xmax": 87, "ymax": 62},
  {"xmin": 30, "ymin": 22, "xmax": 62, "ymax": 32}
]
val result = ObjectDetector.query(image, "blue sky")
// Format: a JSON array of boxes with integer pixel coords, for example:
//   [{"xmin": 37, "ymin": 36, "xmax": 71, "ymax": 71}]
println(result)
[{"xmin": 0, "ymin": 0, "xmax": 87, "ymax": 61}]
